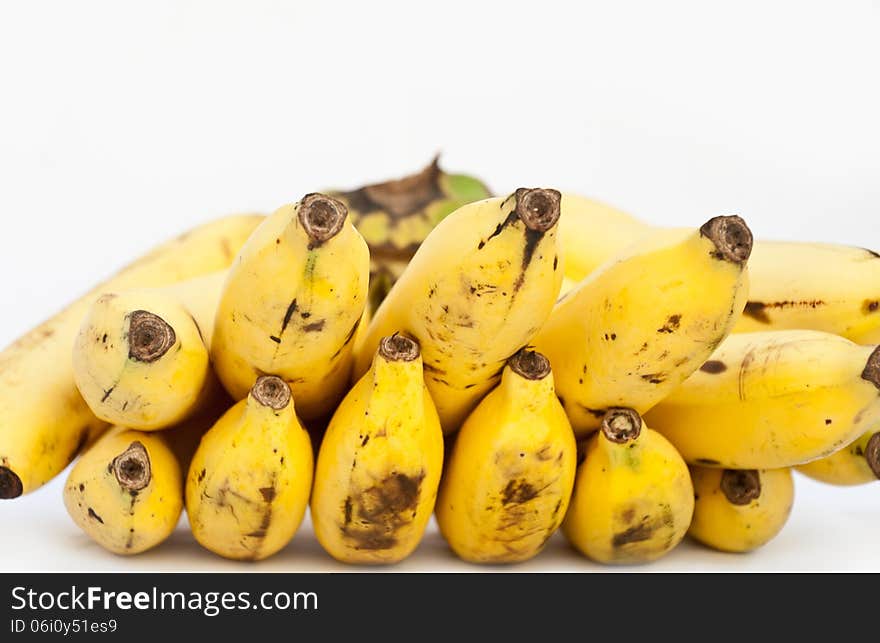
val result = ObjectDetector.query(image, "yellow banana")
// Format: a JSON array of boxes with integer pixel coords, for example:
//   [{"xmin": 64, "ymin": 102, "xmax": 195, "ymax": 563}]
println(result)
[
  {"xmin": 354, "ymin": 189, "xmax": 564, "ymax": 434},
  {"xmin": 645, "ymin": 330, "xmax": 880, "ymax": 468},
  {"xmin": 311, "ymin": 334, "xmax": 443, "ymax": 564},
  {"xmin": 796, "ymin": 430, "xmax": 880, "ymax": 485},
  {"xmin": 562, "ymin": 408, "xmax": 694, "ymax": 564},
  {"xmin": 688, "ymin": 467, "xmax": 794, "ymax": 553},
  {"xmin": 72, "ymin": 271, "xmax": 226, "ymax": 431},
  {"xmin": 556, "ymin": 199, "xmax": 880, "ymax": 344},
  {"xmin": 186, "ymin": 376, "xmax": 313, "ymax": 561},
  {"xmin": 435, "ymin": 349, "xmax": 576, "ymax": 563},
  {"xmin": 0, "ymin": 214, "xmax": 263, "ymax": 499},
  {"xmin": 533, "ymin": 216, "xmax": 753, "ymax": 438},
  {"xmin": 212, "ymin": 194, "xmax": 370, "ymax": 420}
]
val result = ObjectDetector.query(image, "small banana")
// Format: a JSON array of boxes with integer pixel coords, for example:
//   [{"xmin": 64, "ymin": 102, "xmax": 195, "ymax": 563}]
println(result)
[
  {"xmin": 354, "ymin": 189, "xmax": 563, "ymax": 434},
  {"xmin": 212, "ymin": 194, "xmax": 369, "ymax": 420},
  {"xmin": 329, "ymin": 156, "xmax": 492, "ymax": 309},
  {"xmin": 435, "ymin": 349, "xmax": 576, "ymax": 564},
  {"xmin": 562, "ymin": 408, "xmax": 694, "ymax": 564},
  {"xmin": 311, "ymin": 334, "xmax": 443, "ymax": 564},
  {"xmin": 72, "ymin": 272, "xmax": 226, "ymax": 431},
  {"xmin": 0, "ymin": 214, "xmax": 263, "ymax": 499},
  {"xmin": 186, "ymin": 376, "xmax": 313, "ymax": 561},
  {"xmin": 688, "ymin": 467, "xmax": 794, "ymax": 553},
  {"xmin": 796, "ymin": 430, "xmax": 880, "ymax": 485},
  {"xmin": 645, "ymin": 330, "xmax": 880, "ymax": 468},
  {"xmin": 533, "ymin": 216, "xmax": 753, "ymax": 438}
]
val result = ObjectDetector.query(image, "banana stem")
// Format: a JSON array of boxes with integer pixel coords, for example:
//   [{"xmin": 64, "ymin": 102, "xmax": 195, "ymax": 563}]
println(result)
[
  {"xmin": 699, "ymin": 215, "xmax": 754, "ymax": 265},
  {"xmin": 299, "ymin": 193, "xmax": 348, "ymax": 244},
  {"xmin": 0, "ymin": 466, "xmax": 23, "ymax": 499},
  {"xmin": 862, "ymin": 345, "xmax": 880, "ymax": 390},
  {"xmin": 379, "ymin": 334, "xmax": 420, "ymax": 362},
  {"xmin": 508, "ymin": 349, "xmax": 551, "ymax": 381},
  {"xmin": 515, "ymin": 188, "xmax": 561, "ymax": 232},
  {"xmin": 111, "ymin": 442, "xmax": 152, "ymax": 492},
  {"xmin": 251, "ymin": 375, "xmax": 292, "ymax": 410},
  {"xmin": 720, "ymin": 469, "xmax": 761, "ymax": 505},
  {"xmin": 866, "ymin": 433, "xmax": 880, "ymax": 480},
  {"xmin": 128, "ymin": 310, "xmax": 176, "ymax": 363},
  {"xmin": 601, "ymin": 408, "xmax": 642, "ymax": 444}
]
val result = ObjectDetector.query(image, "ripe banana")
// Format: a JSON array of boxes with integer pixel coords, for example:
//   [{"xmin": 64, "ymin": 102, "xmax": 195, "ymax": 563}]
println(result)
[
  {"xmin": 0, "ymin": 214, "xmax": 263, "ymax": 499},
  {"xmin": 435, "ymin": 349, "xmax": 576, "ymax": 563},
  {"xmin": 329, "ymin": 156, "xmax": 491, "ymax": 309},
  {"xmin": 311, "ymin": 334, "xmax": 443, "ymax": 564},
  {"xmin": 72, "ymin": 271, "xmax": 226, "ymax": 431},
  {"xmin": 533, "ymin": 216, "xmax": 753, "ymax": 438},
  {"xmin": 645, "ymin": 330, "xmax": 880, "ymax": 468},
  {"xmin": 354, "ymin": 188, "xmax": 564, "ymax": 434},
  {"xmin": 186, "ymin": 376, "xmax": 313, "ymax": 561},
  {"xmin": 688, "ymin": 467, "xmax": 794, "ymax": 553},
  {"xmin": 212, "ymin": 194, "xmax": 369, "ymax": 420},
  {"xmin": 562, "ymin": 408, "xmax": 694, "ymax": 564},
  {"xmin": 796, "ymin": 430, "xmax": 880, "ymax": 485},
  {"xmin": 556, "ymin": 199, "xmax": 880, "ymax": 344}
]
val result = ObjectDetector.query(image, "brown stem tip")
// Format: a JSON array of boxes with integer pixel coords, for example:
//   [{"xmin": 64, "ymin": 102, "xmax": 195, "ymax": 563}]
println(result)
[
  {"xmin": 700, "ymin": 215, "xmax": 753, "ymax": 265},
  {"xmin": 721, "ymin": 469, "xmax": 761, "ymax": 505},
  {"xmin": 515, "ymin": 188, "xmax": 561, "ymax": 233},
  {"xmin": 362, "ymin": 155, "xmax": 443, "ymax": 218},
  {"xmin": 601, "ymin": 407, "xmax": 642, "ymax": 444},
  {"xmin": 379, "ymin": 333, "xmax": 420, "ymax": 362},
  {"xmin": 128, "ymin": 310, "xmax": 176, "ymax": 363},
  {"xmin": 866, "ymin": 433, "xmax": 880, "ymax": 480},
  {"xmin": 112, "ymin": 442, "xmax": 151, "ymax": 492},
  {"xmin": 508, "ymin": 348, "xmax": 551, "ymax": 381},
  {"xmin": 299, "ymin": 193, "xmax": 347, "ymax": 243},
  {"xmin": 0, "ymin": 466, "xmax": 23, "ymax": 499},
  {"xmin": 862, "ymin": 345, "xmax": 880, "ymax": 391},
  {"xmin": 252, "ymin": 375, "xmax": 292, "ymax": 410}
]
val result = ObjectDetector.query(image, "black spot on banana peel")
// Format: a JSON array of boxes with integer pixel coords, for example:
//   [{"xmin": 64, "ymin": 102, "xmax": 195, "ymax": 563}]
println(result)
[
  {"xmin": 700, "ymin": 360, "xmax": 728, "ymax": 374},
  {"xmin": 127, "ymin": 310, "xmax": 176, "ymax": 363},
  {"xmin": 342, "ymin": 471, "xmax": 425, "ymax": 551},
  {"xmin": 866, "ymin": 433, "xmax": 880, "ymax": 480},
  {"xmin": 501, "ymin": 479, "xmax": 539, "ymax": 505},
  {"xmin": 0, "ymin": 466, "xmax": 23, "ymax": 499},
  {"xmin": 299, "ymin": 193, "xmax": 348, "ymax": 248},
  {"xmin": 864, "ymin": 300, "xmax": 880, "ymax": 315},
  {"xmin": 699, "ymin": 215, "xmax": 753, "ymax": 265},
  {"xmin": 112, "ymin": 441, "xmax": 151, "ymax": 492},
  {"xmin": 694, "ymin": 458, "xmax": 721, "ymax": 466},
  {"xmin": 602, "ymin": 408, "xmax": 642, "ymax": 444},
  {"xmin": 862, "ymin": 345, "xmax": 880, "ymax": 390},
  {"xmin": 252, "ymin": 375, "xmax": 292, "ymax": 411},
  {"xmin": 720, "ymin": 469, "xmax": 761, "ymax": 505}
]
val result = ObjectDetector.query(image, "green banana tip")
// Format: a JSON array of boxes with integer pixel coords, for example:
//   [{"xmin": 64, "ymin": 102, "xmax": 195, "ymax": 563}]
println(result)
[{"xmin": 0, "ymin": 466, "xmax": 23, "ymax": 499}]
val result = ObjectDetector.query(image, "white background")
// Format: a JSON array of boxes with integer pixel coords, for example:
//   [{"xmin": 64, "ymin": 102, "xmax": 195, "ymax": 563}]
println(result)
[{"xmin": 0, "ymin": 1, "xmax": 878, "ymax": 571}]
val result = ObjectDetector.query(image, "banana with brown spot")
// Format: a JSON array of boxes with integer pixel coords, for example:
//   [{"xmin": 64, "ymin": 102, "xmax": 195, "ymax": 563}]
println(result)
[
  {"xmin": 563, "ymin": 408, "xmax": 694, "ymax": 565},
  {"xmin": 354, "ymin": 189, "xmax": 564, "ymax": 434},
  {"xmin": 689, "ymin": 467, "xmax": 794, "ymax": 553},
  {"xmin": 185, "ymin": 376, "xmax": 313, "ymax": 561},
  {"xmin": 436, "ymin": 349, "xmax": 576, "ymax": 563},
  {"xmin": 212, "ymin": 194, "xmax": 369, "ymax": 420},
  {"xmin": 646, "ymin": 330, "xmax": 880, "ymax": 468},
  {"xmin": 797, "ymin": 430, "xmax": 880, "ymax": 486},
  {"xmin": 311, "ymin": 334, "xmax": 443, "ymax": 564},
  {"xmin": 533, "ymin": 216, "xmax": 753, "ymax": 438},
  {"xmin": 73, "ymin": 271, "xmax": 226, "ymax": 431},
  {"xmin": 0, "ymin": 214, "xmax": 263, "ymax": 499}
]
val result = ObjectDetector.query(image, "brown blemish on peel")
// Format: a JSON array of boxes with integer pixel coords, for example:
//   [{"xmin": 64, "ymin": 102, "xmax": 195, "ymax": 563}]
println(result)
[
  {"xmin": 695, "ymin": 458, "xmax": 721, "ymax": 466},
  {"xmin": 280, "ymin": 299, "xmax": 298, "ymax": 334},
  {"xmin": 700, "ymin": 360, "xmax": 728, "ymax": 374},
  {"xmin": 0, "ymin": 466, "xmax": 23, "ymax": 499},
  {"xmin": 720, "ymin": 469, "xmax": 761, "ymax": 505},
  {"xmin": 612, "ymin": 522, "xmax": 654, "ymax": 547},
  {"xmin": 127, "ymin": 310, "xmax": 176, "ymax": 363},
  {"xmin": 342, "ymin": 471, "xmax": 425, "ymax": 550},
  {"xmin": 87, "ymin": 507, "xmax": 104, "ymax": 523},
  {"xmin": 699, "ymin": 215, "xmax": 753, "ymax": 265},
  {"xmin": 251, "ymin": 375, "xmax": 292, "ymax": 410},
  {"xmin": 865, "ymin": 433, "xmax": 880, "ymax": 479},
  {"xmin": 302, "ymin": 320, "xmax": 326, "ymax": 332},
  {"xmin": 863, "ymin": 300, "xmax": 879, "ymax": 314},
  {"xmin": 112, "ymin": 442, "xmax": 151, "ymax": 492},
  {"xmin": 744, "ymin": 300, "xmax": 827, "ymax": 325},
  {"xmin": 601, "ymin": 408, "xmax": 642, "ymax": 444},
  {"xmin": 299, "ymin": 193, "xmax": 348, "ymax": 247},
  {"xmin": 501, "ymin": 479, "xmax": 539, "ymax": 505},
  {"xmin": 657, "ymin": 314, "xmax": 681, "ymax": 333}
]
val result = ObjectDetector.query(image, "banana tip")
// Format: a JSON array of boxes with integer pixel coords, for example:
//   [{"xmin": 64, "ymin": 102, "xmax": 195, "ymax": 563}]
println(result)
[
  {"xmin": 866, "ymin": 433, "xmax": 880, "ymax": 480},
  {"xmin": 700, "ymin": 215, "xmax": 753, "ymax": 265},
  {"xmin": 379, "ymin": 333, "xmax": 420, "ymax": 362},
  {"xmin": 128, "ymin": 310, "xmax": 176, "ymax": 363},
  {"xmin": 0, "ymin": 466, "xmax": 23, "ymax": 499},
  {"xmin": 862, "ymin": 345, "xmax": 880, "ymax": 390},
  {"xmin": 720, "ymin": 469, "xmax": 761, "ymax": 505},
  {"xmin": 112, "ymin": 442, "xmax": 152, "ymax": 492},
  {"xmin": 601, "ymin": 407, "xmax": 642, "ymax": 444},
  {"xmin": 252, "ymin": 375, "xmax": 292, "ymax": 410},
  {"xmin": 515, "ymin": 188, "xmax": 561, "ymax": 232},
  {"xmin": 299, "ymin": 193, "xmax": 348, "ymax": 244},
  {"xmin": 508, "ymin": 348, "xmax": 551, "ymax": 381}
]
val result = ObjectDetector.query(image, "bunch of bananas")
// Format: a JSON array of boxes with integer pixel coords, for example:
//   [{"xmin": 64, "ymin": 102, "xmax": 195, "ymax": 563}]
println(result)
[{"xmin": 2, "ymin": 158, "xmax": 878, "ymax": 566}]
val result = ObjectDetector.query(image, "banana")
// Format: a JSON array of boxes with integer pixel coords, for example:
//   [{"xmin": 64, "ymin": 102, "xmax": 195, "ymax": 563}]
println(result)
[
  {"xmin": 562, "ymin": 408, "xmax": 693, "ymax": 564},
  {"xmin": 72, "ymin": 271, "xmax": 226, "ymax": 431},
  {"xmin": 212, "ymin": 194, "xmax": 370, "ymax": 420},
  {"xmin": 688, "ymin": 467, "xmax": 794, "ymax": 553},
  {"xmin": 533, "ymin": 216, "xmax": 753, "ymax": 438},
  {"xmin": 645, "ymin": 330, "xmax": 880, "ymax": 468},
  {"xmin": 329, "ymin": 156, "xmax": 492, "ymax": 310},
  {"xmin": 0, "ymin": 214, "xmax": 263, "ymax": 499},
  {"xmin": 354, "ymin": 188, "xmax": 564, "ymax": 434},
  {"xmin": 311, "ymin": 334, "xmax": 443, "ymax": 564},
  {"xmin": 796, "ymin": 430, "xmax": 880, "ymax": 485},
  {"xmin": 435, "ymin": 349, "xmax": 576, "ymax": 564},
  {"xmin": 555, "ymin": 199, "xmax": 880, "ymax": 344},
  {"xmin": 186, "ymin": 376, "xmax": 313, "ymax": 561}
]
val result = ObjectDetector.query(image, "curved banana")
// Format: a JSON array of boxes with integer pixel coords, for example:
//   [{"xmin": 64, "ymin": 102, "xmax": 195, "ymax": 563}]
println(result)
[
  {"xmin": 72, "ymin": 272, "xmax": 226, "ymax": 431},
  {"xmin": 186, "ymin": 376, "xmax": 313, "ymax": 561},
  {"xmin": 562, "ymin": 408, "xmax": 693, "ymax": 564},
  {"xmin": 533, "ymin": 216, "xmax": 753, "ymax": 438},
  {"xmin": 354, "ymin": 188, "xmax": 564, "ymax": 434},
  {"xmin": 0, "ymin": 214, "xmax": 263, "ymax": 499},
  {"xmin": 212, "ymin": 194, "xmax": 369, "ymax": 420},
  {"xmin": 796, "ymin": 430, "xmax": 880, "ymax": 485},
  {"xmin": 435, "ymin": 349, "xmax": 576, "ymax": 563},
  {"xmin": 645, "ymin": 330, "xmax": 880, "ymax": 468},
  {"xmin": 689, "ymin": 467, "xmax": 794, "ymax": 553},
  {"xmin": 311, "ymin": 334, "xmax": 443, "ymax": 564},
  {"xmin": 329, "ymin": 156, "xmax": 491, "ymax": 309}
]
